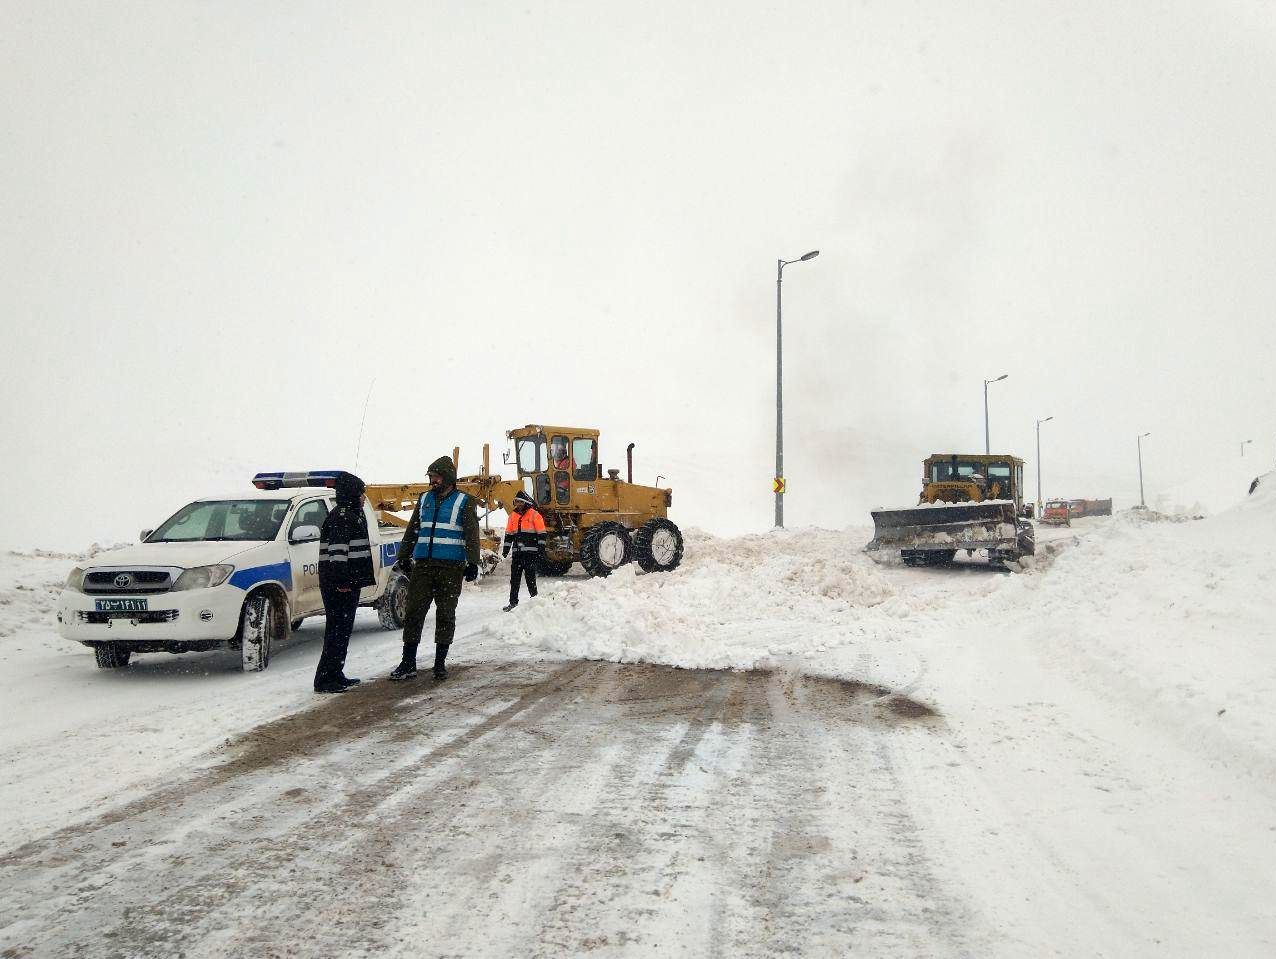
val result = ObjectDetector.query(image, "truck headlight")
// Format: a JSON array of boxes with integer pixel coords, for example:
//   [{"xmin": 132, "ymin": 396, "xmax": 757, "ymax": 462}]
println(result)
[
  {"xmin": 172, "ymin": 565, "xmax": 235, "ymax": 591},
  {"xmin": 64, "ymin": 567, "xmax": 86, "ymax": 592}
]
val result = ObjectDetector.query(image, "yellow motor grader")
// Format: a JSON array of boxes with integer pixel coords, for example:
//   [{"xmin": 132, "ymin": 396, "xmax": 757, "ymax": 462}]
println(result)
[
  {"xmin": 867, "ymin": 453, "xmax": 1036, "ymax": 568},
  {"xmin": 365, "ymin": 424, "xmax": 684, "ymax": 581}
]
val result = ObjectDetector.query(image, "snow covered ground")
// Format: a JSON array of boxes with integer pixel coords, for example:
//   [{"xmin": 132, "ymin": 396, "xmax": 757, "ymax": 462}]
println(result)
[{"xmin": 1, "ymin": 476, "xmax": 1273, "ymax": 956}]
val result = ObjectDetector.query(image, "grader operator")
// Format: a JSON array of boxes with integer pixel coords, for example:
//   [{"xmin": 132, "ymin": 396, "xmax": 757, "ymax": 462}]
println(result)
[
  {"xmin": 365, "ymin": 425, "xmax": 684, "ymax": 625},
  {"xmin": 867, "ymin": 453, "xmax": 1036, "ymax": 568}
]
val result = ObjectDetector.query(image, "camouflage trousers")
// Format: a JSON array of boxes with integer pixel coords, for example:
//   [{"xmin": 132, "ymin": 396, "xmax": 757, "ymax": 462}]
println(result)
[{"xmin": 401, "ymin": 562, "xmax": 465, "ymax": 649}]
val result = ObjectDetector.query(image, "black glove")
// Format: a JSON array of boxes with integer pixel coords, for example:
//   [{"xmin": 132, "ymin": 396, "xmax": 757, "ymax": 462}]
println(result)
[
  {"xmin": 464, "ymin": 563, "xmax": 479, "ymax": 583},
  {"xmin": 501, "ymin": 544, "xmax": 511, "ymax": 559}
]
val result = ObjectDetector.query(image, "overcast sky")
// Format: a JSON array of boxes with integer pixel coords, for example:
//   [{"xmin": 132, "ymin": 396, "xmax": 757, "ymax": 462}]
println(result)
[{"xmin": 2, "ymin": 0, "xmax": 1274, "ymax": 550}]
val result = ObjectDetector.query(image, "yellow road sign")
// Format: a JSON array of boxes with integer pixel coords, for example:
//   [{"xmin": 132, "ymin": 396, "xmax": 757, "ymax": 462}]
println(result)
[{"xmin": 773, "ymin": 477, "xmax": 786, "ymax": 494}]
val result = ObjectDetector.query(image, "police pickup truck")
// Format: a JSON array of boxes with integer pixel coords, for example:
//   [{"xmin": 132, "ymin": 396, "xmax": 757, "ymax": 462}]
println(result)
[{"xmin": 56, "ymin": 472, "xmax": 408, "ymax": 671}]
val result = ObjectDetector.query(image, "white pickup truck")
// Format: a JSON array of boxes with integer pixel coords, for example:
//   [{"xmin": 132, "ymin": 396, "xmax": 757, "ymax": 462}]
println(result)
[{"xmin": 56, "ymin": 472, "xmax": 408, "ymax": 671}]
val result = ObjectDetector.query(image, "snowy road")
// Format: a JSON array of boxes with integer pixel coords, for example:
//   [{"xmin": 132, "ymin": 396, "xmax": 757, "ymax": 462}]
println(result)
[
  {"xmin": 1, "ymin": 660, "xmax": 960, "ymax": 958},
  {"xmin": 2, "ymin": 494, "xmax": 1275, "ymax": 957}
]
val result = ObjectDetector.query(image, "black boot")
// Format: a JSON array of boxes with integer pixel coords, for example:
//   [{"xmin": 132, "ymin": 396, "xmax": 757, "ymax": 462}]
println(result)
[
  {"xmin": 433, "ymin": 642, "xmax": 451, "ymax": 681},
  {"xmin": 389, "ymin": 643, "xmax": 419, "ymax": 681}
]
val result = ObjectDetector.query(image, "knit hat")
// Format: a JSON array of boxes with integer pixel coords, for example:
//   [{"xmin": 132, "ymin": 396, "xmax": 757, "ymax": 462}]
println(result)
[
  {"xmin": 334, "ymin": 471, "xmax": 366, "ymax": 510},
  {"xmin": 513, "ymin": 489, "xmax": 535, "ymax": 509},
  {"xmin": 427, "ymin": 456, "xmax": 456, "ymax": 484}
]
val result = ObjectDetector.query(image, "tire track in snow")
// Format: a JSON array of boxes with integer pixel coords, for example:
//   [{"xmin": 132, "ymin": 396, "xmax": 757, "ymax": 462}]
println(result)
[{"xmin": 0, "ymin": 663, "xmax": 942, "ymax": 958}]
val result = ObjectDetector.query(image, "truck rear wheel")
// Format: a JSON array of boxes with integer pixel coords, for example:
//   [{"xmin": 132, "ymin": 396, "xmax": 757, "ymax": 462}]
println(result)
[
  {"xmin": 579, "ymin": 522, "xmax": 632, "ymax": 577},
  {"xmin": 376, "ymin": 571, "xmax": 408, "ymax": 630},
  {"xmin": 94, "ymin": 643, "xmax": 131, "ymax": 669},
  {"xmin": 240, "ymin": 592, "xmax": 281, "ymax": 672},
  {"xmin": 633, "ymin": 518, "xmax": 684, "ymax": 572}
]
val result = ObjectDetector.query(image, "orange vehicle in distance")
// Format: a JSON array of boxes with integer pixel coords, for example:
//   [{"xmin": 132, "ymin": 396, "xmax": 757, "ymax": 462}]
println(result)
[{"xmin": 1040, "ymin": 500, "xmax": 1072, "ymax": 526}]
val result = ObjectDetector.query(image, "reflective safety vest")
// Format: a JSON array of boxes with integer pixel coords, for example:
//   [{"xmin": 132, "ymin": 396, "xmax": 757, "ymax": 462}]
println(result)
[
  {"xmin": 504, "ymin": 507, "xmax": 547, "ymax": 554},
  {"xmin": 412, "ymin": 489, "xmax": 470, "ymax": 563}
]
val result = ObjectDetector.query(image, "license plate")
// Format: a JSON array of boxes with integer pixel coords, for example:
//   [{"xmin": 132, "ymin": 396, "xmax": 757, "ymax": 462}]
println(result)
[{"xmin": 95, "ymin": 598, "xmax": 149, "ymax": 612}]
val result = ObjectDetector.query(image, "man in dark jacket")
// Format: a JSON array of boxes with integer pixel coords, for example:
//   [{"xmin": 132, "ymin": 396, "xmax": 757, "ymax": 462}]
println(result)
[
  {"xmin": 389, "ymin": 456, "xmax": 480, "ymax": 681},
  {"xmin": 314, "ymin": 472, "xmax": 376, "ymax": 693}
]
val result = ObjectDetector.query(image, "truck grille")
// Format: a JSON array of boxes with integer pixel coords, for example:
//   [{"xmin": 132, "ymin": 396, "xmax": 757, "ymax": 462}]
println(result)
[
  {"xmin": 83, "ymin": 570, "xmax": 173, "ymax": 594},
  {"xmin": 78, "ymin": 610, "xmax": 180, "ymax": 624}
]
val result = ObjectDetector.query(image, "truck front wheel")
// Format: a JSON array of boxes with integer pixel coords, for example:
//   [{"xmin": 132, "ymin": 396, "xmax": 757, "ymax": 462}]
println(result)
[
  {"xmin": 240, "ymin": 592, "xmax": 282, "ymax": 672},
  {"xmin": 94, "ymin": 643, "xmax": 131, "ymax": 669},
  {"xmin": 376, "ymin": 572, "xmax": 408, "ymax": 630}
]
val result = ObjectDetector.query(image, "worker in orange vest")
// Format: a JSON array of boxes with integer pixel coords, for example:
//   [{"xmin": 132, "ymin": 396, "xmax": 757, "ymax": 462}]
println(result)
[{"xmin": 502, "ymin": 490, "xmax": 546, "ymax": 611}]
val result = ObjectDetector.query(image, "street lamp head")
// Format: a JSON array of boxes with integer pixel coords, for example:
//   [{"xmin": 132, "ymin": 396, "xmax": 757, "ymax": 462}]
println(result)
[
  {"xmin": 994, "ymin": 373, "xmax": 1008, "ymax": 382},
  {"xmin": 1140, "ymin": 432, "xmax": 1151, "ymax": 438},
  {"xmin": 1042, "ymin": 416, "xmax": 1053, "ymax": 424},
  {"xmin": 799, "ymin": 250, "xmax": 820, "ymax": 261}
]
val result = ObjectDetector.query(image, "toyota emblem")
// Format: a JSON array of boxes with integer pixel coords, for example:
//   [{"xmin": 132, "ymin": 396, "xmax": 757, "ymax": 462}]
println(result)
[{"xmin": 114, "ymin": 573, "xmax": 133, "ymax": 589}]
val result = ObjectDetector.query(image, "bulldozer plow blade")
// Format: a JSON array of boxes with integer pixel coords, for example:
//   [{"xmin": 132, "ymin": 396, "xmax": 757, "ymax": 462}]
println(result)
[{"xmin": 867, "ymin": 501, "xmax": 1019, "ymax": 552}]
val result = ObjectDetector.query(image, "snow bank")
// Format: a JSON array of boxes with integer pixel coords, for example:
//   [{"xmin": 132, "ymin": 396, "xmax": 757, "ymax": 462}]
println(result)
[
  {"xmin": 486, "ymin": 528, "xmax": 910, "ymax": 670},
  {"xmin": 996, "ymin": 471, "xmax": 1276, "ymax": 768},
  {"xmin": 1151, "ymin": 457, "xmax": 1269, "ymax": 515},
  {"xmin": 488, "ymin": 479, "xmax": 1276, "ymax": 766}
]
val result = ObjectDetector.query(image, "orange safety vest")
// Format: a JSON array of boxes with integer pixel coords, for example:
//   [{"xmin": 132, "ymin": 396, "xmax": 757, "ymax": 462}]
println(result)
[{"xmin": 504, "ymin": 507, "xmax": 547, "ymax": 554}]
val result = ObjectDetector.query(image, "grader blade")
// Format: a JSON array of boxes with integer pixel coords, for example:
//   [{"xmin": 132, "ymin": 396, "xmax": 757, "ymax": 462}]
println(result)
[{"xmin": 867, "ymin": 501, "xmax": 1019, "ymax": 553}]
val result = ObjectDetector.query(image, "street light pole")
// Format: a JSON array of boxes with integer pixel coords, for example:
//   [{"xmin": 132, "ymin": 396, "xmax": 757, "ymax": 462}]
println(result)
[
  {"xmin": 983, "ymin": 374, "xmax": 1008, "ymax": 454},
  {"xmin": 1137, "ymin": 432, "xmax": 1151, "ymax": 508},
  {"xmin": 775, "ymin": 249, "xmax": 819, "ymax": 529},
  {"xmin": 1241, "ymin": 439, "xmax": 1252, "ymax": 456},
  {"xmin": 1035, "ymin": 416, "xmax": 1053, "ymax": 513}
]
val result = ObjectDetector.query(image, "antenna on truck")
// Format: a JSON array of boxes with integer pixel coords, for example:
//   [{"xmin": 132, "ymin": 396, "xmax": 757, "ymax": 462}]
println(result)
[{"xmin": 353, "ymin": 377, "xmax": 376, "ymax": 469}]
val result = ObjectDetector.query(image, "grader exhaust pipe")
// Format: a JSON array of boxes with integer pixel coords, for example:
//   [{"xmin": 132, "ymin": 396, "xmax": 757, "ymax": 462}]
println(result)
[{"xmin": 627, "ymin": 443, "xmax": 635, "ymax": 483}]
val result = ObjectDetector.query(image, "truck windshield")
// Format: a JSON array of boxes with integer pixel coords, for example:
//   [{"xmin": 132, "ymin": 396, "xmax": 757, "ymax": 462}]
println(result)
[{"xmin": 149, "ymin": 500, "xmax": 290, "ymax": 542}]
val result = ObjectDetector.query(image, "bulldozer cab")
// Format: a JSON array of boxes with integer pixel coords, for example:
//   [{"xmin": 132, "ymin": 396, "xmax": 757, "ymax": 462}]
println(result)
[
  {"xmin": 510, "ymin": 425, "xmax": 600, "ymax": 510},
  {"xmin": 923, "ymin": 454, "xmax": 1024, "ymax": 506}
]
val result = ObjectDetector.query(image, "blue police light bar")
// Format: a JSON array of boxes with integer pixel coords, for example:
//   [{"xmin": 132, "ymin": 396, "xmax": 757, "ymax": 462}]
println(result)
[{"xmin": 252, "ymin": 471, "xmax": 343, "ymax": 490}]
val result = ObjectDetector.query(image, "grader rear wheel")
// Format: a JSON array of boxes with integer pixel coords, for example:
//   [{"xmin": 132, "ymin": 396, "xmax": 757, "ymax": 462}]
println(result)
[
  {"xmin": 633, "ymin": 518, "xmax": 684, "ymax": 572},
  {"xmin": 579, "ymin": 522, "xmax": 632, "ymax": 577},
  {"xmin": 537, "ymin": 558, "xmax": 573, "ymax": 576}
]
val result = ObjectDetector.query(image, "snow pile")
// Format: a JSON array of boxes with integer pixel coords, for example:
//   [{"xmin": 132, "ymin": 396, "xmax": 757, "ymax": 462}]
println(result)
[
  {"xmin": 1151, "ymin": 457, "xmax": 1269, "ymax": 516},
  {"xmin": 0, "ymin": 550, "xmax": 80, "ymax": 640},
  {"xmin": 997, "ymin": 471, "xmax": 1276, "ymax": 766},
  {"xmin": 486, "ymin": 528, "xmax": 907, "ymax": 670}
]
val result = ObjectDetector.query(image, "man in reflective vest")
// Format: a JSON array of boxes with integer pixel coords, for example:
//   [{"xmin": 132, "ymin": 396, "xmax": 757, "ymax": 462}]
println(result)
[
  {"xmin": 389, "ymin": 455, "xmax": 480, "ymax": 681},
  {"xmin": 502, "ymin": 489, "xmax": 546, "ymax": 612}
]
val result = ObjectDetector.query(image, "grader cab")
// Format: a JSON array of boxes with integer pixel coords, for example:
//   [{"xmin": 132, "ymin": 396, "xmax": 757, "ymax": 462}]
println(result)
[{"xmin": 365, "ymin": 424, "xmax": 684, "ymax": 580}]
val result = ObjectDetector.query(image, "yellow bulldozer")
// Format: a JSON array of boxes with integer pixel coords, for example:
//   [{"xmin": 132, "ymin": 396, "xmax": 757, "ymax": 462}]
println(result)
[
  {"xmin": 366, "ymin": 424, "xmax": 684, "ymax": 581},
  {"xmin": 867, "ymin": 453, "xmax": 1036, "ymax": 568}
]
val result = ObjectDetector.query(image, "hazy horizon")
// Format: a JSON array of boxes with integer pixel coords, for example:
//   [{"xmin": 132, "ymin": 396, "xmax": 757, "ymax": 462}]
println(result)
[{"xmin": 3, "ymin": 0, "xmax": 1274, "ymax": 550}]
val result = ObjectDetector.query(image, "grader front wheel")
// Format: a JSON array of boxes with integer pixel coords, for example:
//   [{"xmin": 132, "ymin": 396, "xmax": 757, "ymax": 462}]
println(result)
[{"xmin": 580, "ymin": 522, "xmax": 632, "ymax": 577}]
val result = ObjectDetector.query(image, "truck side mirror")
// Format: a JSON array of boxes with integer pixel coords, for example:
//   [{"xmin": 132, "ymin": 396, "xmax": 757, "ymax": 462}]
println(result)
[
  {"xmin": 290, "ymin": 525, "xmax": 320, "ymax": 544},
  {"xmin": 139, "ymin": 529, "xmax": 153, "ymax": 542}
]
